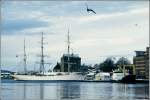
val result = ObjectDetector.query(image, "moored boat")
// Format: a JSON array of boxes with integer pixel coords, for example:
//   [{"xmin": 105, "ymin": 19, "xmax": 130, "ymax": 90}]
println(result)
[{"xmin": 111, "ymin": 65, "xmax": 136, "ymax": 83}]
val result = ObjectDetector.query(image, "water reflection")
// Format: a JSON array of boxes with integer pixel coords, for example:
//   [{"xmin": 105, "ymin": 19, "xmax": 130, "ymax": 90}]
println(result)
[
  {"xmin": 23, "ymin": 83, "xmax": 44, "ymax": 100},
  {"xmin": 23, "ymin": 83, "xmax": 26, "ymax": 100},
  {"xmin": 1, "ymin": 81, "xmax": 149, "ymax": 100},
  {"xmin": 133, "ymin": 84, "xmax": 149, "ymax": 99},
  {"xmin": 16, "ymin": 82, "xmax": 81, "ymax": 100},
  {"xmin": 112, "ymin": 83, "xmax": 149, "ymax": 99},
  {"xmin": 60, "ymin": 83, "xmax": 80, "ymax": 99}
]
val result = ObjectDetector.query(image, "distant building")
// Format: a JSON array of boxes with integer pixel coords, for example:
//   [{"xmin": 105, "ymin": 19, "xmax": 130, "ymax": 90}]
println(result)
[
  {"xmin": 145, "ymin": 47, "xmax": 149, "ymax": 79},
  {"xmin": 1, "ymin": 70, "xmax": 15, "ymax": 79},
  {"xmin": 60, "ymin": 53, "xmax": 81, "ymax": 72},
  {"xmin": 133, "ymin": 47, "xmax": 149, "ymax": 79}
]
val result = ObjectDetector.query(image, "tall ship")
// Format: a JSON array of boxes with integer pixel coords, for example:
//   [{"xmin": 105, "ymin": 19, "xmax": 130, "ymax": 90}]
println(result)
[{"xmin": 13, "ymin": 30, "xmax": 86, "ymax": 81}]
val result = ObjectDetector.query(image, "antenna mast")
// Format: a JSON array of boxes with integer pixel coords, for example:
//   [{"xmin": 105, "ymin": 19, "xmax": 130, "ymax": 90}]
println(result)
[{"xmin": 23, "ymin": 38, "xmax": 27, "ymax": 74}]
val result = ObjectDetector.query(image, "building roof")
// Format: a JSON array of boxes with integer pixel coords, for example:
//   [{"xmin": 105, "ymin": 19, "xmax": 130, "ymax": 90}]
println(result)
[
  {"xmin": 135, "ymin": 51, "xmax": 145, "ymax": 57},
  {"xmin": 63, "ymin": 53, "xmax": 80, "ymax": 57},
  {"xmin": 1, "ymin": 70, "xmax": 15, "ymax": 74}
]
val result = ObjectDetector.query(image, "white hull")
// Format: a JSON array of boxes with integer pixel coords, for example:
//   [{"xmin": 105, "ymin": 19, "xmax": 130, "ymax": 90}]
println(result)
[
  {"xmin": 12, "ymin": 73, "xmax": 86, "ymax": 81},
  {"xmin": 112, "ymin": 73, "xmax": 124, "ymax": 81}
]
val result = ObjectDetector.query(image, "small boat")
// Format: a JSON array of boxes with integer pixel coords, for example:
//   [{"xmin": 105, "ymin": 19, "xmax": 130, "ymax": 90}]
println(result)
[
  {"xmin": 111, "ymin": 68, "xmax": 136, "ymax": 83},
  {"xmin": 120, "ymin": 74, "xmax": 136, "ymax": 83},
  {"xmin": 111, "ymin": 71, "xmax": 124, "ymax": 81},
  {"xmin": 84, "ymin": 72, "xmax": 95, "ymax": 80},
  {"xmin": 95, "ymin": 72, "xmax": 111, "ymax": 80}
]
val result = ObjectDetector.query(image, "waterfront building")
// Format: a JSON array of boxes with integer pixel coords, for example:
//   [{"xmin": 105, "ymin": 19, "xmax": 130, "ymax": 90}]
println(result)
[
  {"xmin": 60, "ymin": 53, "xmax": 81, "ymax": 72},
  {"xmin": 133, "ymin": 47, "xmax": 149, "ymax": 79},
  {"xmin": 145, "ymin": 47, "xmax": 149, "ymax": 79},
  {"xmin": 1, "ymin": 70, "xmax": 15, "ymax": 79}
]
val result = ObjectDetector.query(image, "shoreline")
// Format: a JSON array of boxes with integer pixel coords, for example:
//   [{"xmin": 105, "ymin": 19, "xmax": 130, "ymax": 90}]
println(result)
[{"xmin": 1, "ymin": 79, "xmax": 149, "ymax": 84}]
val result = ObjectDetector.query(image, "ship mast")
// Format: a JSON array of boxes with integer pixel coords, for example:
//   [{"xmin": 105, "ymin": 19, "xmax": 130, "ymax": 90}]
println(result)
[
  {"xmin": 67, "ymin": 29, "xmax": 70, "ymax": 73},
  {"xmin": 23, "ymin": 38, "xmax": 27, "ymax": 74},
  {"xmin": 40, "ymin": 32, "xmax": 45, "ymax": 75},
  {"xmin": 37, "ymin": 32, "xmax": 51, "ymax": 75}
]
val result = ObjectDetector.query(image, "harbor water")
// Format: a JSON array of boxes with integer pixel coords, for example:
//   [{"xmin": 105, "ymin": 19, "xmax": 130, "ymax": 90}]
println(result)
[{"xmin": 1, "ymin": 79, "xmax": 149, "ymax": 100}]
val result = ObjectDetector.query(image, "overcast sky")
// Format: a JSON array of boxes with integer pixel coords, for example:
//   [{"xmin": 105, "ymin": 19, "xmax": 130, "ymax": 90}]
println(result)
[{"xmin": 1, "ymin": 1, "xmax": 149, "ymax": 71}]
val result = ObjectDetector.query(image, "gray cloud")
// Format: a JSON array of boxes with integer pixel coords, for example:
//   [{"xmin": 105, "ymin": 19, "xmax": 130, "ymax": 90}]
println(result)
[{"xmin": 2, "ymin": 18, "xmax": 49, "ymax": 35}]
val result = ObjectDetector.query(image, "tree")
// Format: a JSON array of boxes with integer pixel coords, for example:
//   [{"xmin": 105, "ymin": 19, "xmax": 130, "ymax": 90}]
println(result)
[
  {"xmin": 80, "ymin": 64, "xmax": 88, "ymax": 73},
  {"xmin": 99, "ymin": 57, "xmax": 116, "ymax": 72},
  {"xmin": 53, "ymin": 62, "xmax": 61, "ymax": 72},
  {"xmin": 116, "ymin": 57, "xmax": 132, "ymax": 73},
  {"xmin": 116, "ymin": 57, "xmax": 131, "ymax": 66}
]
